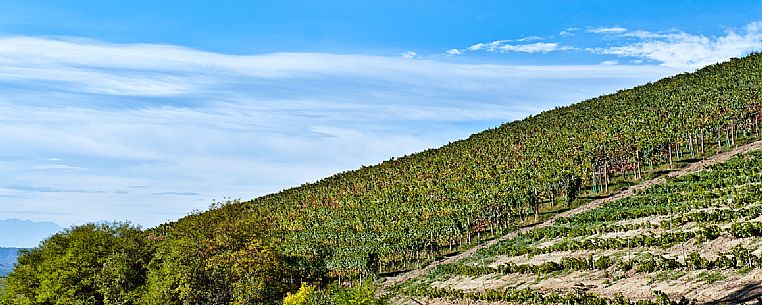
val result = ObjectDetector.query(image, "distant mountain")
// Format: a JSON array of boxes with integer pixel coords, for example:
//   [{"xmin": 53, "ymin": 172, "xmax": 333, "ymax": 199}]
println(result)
[
  {"xmin": 0, "ymin": 219, "xmax": 62, "ymax": 248},
  {"xmin": 0, "ymin": 248, "xmax": 20, "ymax": 276}
]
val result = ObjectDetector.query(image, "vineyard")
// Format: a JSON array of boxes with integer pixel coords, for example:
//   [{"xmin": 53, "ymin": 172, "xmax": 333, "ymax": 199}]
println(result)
[
  {"xmin": 2, "ymin": 53, "xmax": 761, "ymax": 305},
  {"xmin": 251, "ymin": 53, "xmax": 762, "ymax": 282},
  {"xmin": 393, "ymin": 149, "xmax": 762, "ymax": 304}
]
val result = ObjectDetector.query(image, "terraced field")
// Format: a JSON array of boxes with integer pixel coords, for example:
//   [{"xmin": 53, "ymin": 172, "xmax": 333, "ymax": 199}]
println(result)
[{"xmin": 392, "ymin": 148, "xmax": 762, "ymax": 305}]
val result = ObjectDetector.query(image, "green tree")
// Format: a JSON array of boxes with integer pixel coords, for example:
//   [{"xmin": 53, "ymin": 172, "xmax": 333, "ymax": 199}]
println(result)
[{"xmin": 1, "ymin": 222, "xmax": 151, "ymax": 305}]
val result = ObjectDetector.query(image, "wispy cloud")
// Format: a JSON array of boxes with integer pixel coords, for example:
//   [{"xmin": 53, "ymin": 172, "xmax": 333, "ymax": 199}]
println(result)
[
  {"xmin": 0, "ymin": 36, "xmax": 679, "ymax": 227},
  {"xmin": 445, "ymin": 21, "xmax": 761, "ymax": 70},
  {"xmin": 466, "ymin": 40, "xmax": 568, "ymax": 54},
  {"xmin": 559, "ymin": 28, "xmax": 579, "ymax": 36},
  {"xmin": 499, "ymin": 42, "xmax": 565, "ymax": 53},
  {"xmin": 3, "ymin": 185, "xmax": 100, "ymax": 194},
  {"xmin": 467, "ymin": 39, "xmax": 511, "ymax": 52},
  {"xmin": 151, "ymin": 192, "xmax": 201, "ymax": 196},
  {"xmin": 401, "ymin": 50, "xmax": 417, "ymax": 58},
  {"xmin": 591, "ymin": 22, "xmax": 762, "ymax": 68},
  {"xmin": 32, "ymin": 164, "xmax": 85, "ymax": 170},
  {"xmin": 587, "ymin": 26, "xmax": 627, "ymax": 34},
  {"xmin": 515, "ymin": 36, "xmax": 544, "ymax": 42},
  {"xmin": 445, "ymin": 48, "xmax": 462, "ymax": 56}
]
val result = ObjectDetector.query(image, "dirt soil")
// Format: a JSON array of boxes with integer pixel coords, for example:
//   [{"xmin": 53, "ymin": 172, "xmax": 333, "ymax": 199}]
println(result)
[{"xmin": 428, "ymin": 267, "xmax": 762, "ymax": 304}]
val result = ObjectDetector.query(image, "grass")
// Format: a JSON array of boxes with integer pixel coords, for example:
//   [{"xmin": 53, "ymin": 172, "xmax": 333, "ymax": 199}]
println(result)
[
  {"xmin": 648, "ymin": 270, "xmax": 687, "ymax": 284},
  {"xmin": 696, "ymin": 271, "xmax": 726, "ymax": 284},
  {"xmin": 737, "ymin": 266, "xmax": 753, "ymax": 275}
]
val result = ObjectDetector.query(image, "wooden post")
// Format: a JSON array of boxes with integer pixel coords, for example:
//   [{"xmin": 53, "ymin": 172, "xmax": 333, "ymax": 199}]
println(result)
[
  {"xmin": 689, "ymin": 133, "xmax": 694, "ymax": 158},
  {"xmin": 668, "ymin": 145, "xmax": 673, "ymax": 168},
  {"xmin": 700, "ymin": 131, "xmax": 705, "ymax": 154}
]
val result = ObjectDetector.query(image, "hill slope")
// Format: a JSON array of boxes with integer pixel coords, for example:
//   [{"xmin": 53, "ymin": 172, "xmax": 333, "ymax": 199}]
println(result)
[
  {"xmin": 382, "ymin": 139, "xmax": 762, "ymax": 290},
  {"xmin": 3, "ymin": 53, "xmax": 762, "ymax": 305},
  {"xmin": 223, "ymin": 53, "xmax": 762, "ymax": 280},
  {"xmin": 393, "ymin": 141, "xmax": 762, "ymax": 304}
]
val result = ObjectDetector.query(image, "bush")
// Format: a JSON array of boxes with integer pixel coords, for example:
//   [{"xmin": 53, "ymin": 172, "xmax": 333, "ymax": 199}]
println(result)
[
  {"xmin": 685, "ymin": 252, "xmax": 709, "ymax": 270},
  {"xmin": 330, "ymin": 282, "xmax": 386, "ymax": 305},
  {"xmin": 284, "ymin": 283, "xmax": 318, "ymax": 305},
  {"xmin": 283, "ymin": 282, "xmax": 386, "ymax": 305},
  {"xmin": 595, "ymin": 256, "xmax": 613, "ymax": 270}
]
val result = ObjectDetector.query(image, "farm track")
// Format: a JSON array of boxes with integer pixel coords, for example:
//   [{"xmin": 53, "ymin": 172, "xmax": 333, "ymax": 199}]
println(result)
[{"xmin": 380, "ymin": 139, "xmax": 762, "ymax": 291}]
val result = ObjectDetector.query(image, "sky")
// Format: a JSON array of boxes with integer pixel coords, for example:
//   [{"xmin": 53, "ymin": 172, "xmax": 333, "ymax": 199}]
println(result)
[{"xmin": 0, "ymin": 1, "xmax": 761, "ymax": 247}]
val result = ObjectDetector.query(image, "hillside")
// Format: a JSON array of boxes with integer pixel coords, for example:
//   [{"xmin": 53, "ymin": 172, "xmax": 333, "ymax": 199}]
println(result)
[
  {"xmin": 393, "ymin": 142, "xmax": 762, "ymax": 304},
  {"xmin": 2, "ymin": 53, "xmax": 761, "ymax": 305},
  {"xmin": 215, "ymin": 53, "xmax": 762, "ymax": 282},
  {"xmin": 381, "ymin": 139, "xmax": 762, "ymax": 290}
]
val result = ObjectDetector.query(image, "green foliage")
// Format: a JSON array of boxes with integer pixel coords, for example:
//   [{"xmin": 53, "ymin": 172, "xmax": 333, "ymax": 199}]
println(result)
[
  {"xmin": 328, "ymin": 282, "xmax": 385, "ymax": 305},
  {"xmin": 696, "ymin": 271, "xmax": 726, "ymax": 284},
  {"xmin": 686, "ymin": 252, "xmax": 709, "ymax": 270},
  {"xmin": 140, "ymin": 200, "xmax": 311, "ymax": 305},
  {"xmin": 417, "ymin": 127, "xmax": 762, "ymax": 304},
  {"xmin": 649, "ymin": 270, "xmax": 686, "ymax": 284},
  {"xmin": 283, "ymin": 282, "xmax": 386, "ymax": 305},
  {"xmin": 283, "ymin": 283, "xmax": 317, "ymax": 305},
  {"xmin": 1, "ymin": 222, "xmax": 151, "ymax": 305},
  {"xmin": 0, "ymin": 277, "xmax": 6, "ymax": 301},
  {"xmin": 595, "ymin": 256, "xmax": 613, "ymax": 270},
  {"xmin": 257, "ymin": 53, "xmax": 762, "ymax": 278}
]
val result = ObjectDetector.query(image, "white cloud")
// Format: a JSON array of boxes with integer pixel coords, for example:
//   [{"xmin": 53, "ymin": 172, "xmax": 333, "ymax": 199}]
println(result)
[
  {"xmin": 465, "ymin": 39, "xmax": 570, "ymax": 54},
  {"xmin": 620, "ymin": 30, "xmax": 674, "ymax": 39},
  {"xmin": 445, "ymin": 48, "xmax": 462, "ymax": 56},
  {"xmin": 499, "ymin": 42, "xmax": 563, "ymax": 53},
  {"xmin": 32, "ymin": 164, "xmax": 85, "ymax": 170},
  {"xmin": 587, "ymin": 26, "xmax": 628, "ymax": 34},
  {"xmin": 559, "ymin": 28, "xmax": 579, "ymax": 36},
  {"xmin": 467, "ymin": 39, "xmax": 510, "ymax": 52},
  {"xmin": 516, "ymin": 36, "xmax": 544, "ymax": 42},
  {"xmin": 592, "ymin": 21, "xmax": 762, "ymax": 68},
  {"xmin": 600, "ymin": 60, "xmax": 619, "ymax": 66},
  {"xmin": 0, "ymin": 36, "xmax": 680, "ymax": 232},
  {"xmin": 401, "ymin": 51, "xmax": 417, "ymax": 58}
]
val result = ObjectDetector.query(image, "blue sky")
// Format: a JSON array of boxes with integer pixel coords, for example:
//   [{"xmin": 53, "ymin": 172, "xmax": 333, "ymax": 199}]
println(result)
[{"xmin": 0, "ymin": 1, "xmax": 761, "ymax": 247}]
